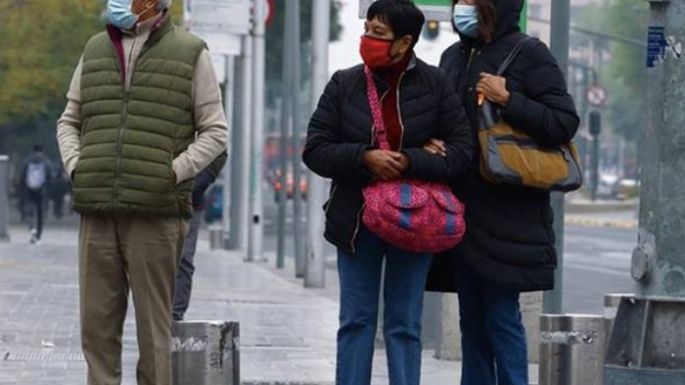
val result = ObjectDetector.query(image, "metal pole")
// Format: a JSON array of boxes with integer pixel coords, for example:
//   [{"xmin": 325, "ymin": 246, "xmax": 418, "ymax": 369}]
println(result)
[
  {"xmin": 0, "ymin": 155, "xmax": 9, "ymax": 242},
  {"xmin": 248, "ymin": 0, "xmax": 267, "ymax": 263},
  {"xmin": 544, "ymin": 0, "xmax": 571, "ymax": 314},
  {"xmin": 289, "ymin": 0, "xmax": 305, "ymax": 278},
  {"xmin": 238, "ymin": 35, "xmax": 253, "ymax": 255},
  {"xmin": 634, "ymin": 0, "xmax": 685, "ymax": 299},
  {"xmin": 591, "ymin": 135, "xmax": 600, "ymax": 202},
  {"xmin": 304, "ymin": 0, "xmax": 330, "ymax": 288},
  {"xmin": 277, "ymin": 2, "xmax": 294, "ymax": 269},
  {"xmin": 227, "ymin": 37, "xmax": 253, "ymax": 253},
  {"xmin": 604, "ymin": 3, "xmax": 685, "ymax": 383},
  {"xmin": 223, "ymin": 56, "xmax": 236, "ymax": 249}
]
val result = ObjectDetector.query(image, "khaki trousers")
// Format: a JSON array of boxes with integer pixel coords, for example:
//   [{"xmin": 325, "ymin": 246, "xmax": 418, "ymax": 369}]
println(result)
[{"xmin": 79, "ymin": 215, "xmax": 188, "ymax": 385}]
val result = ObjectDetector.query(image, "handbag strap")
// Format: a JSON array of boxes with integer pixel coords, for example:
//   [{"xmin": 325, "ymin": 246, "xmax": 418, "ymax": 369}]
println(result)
[
  {"xmin": 496, "ymin": 37, "xmax": 535, "ymax": 76},
  {"xmin": 364, "ymin": 66, "xmax": 392, "ymax": 151}
]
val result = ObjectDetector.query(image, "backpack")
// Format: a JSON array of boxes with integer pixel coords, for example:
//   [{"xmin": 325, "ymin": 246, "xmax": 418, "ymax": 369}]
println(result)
[
  {"xmin": 361, "ymin": 66, "xmax": 466, "ymax": 254},
  {"xmin": 26, "ymin": 162, "xmax": 47, "ymax": 191}
]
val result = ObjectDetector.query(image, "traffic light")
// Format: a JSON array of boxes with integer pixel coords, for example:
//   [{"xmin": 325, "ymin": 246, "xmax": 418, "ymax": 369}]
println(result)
[
  {"xmin": 423, "ymin": 20, "xmax": 440, "ymax": 40},
  {"xmin": 589, "ymin": 110, "xmax": 602, "ymax": 137}
]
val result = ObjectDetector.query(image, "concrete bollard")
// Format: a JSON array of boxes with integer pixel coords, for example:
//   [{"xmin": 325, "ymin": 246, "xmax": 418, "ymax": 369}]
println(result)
[
  {"xmin": 0, "ymin": 155, "xmax": 9, "ymax": 242},
  {"xmin": 434, "ymin": 293, "xmax": 461, "ymax": 360},
  {"xmin": 172, "ymin": 321, "xmax": 240, "ymax": 385},
  {"xmin": 435, "ymin": 291, "xmax": 542, "ymax": 363},
  {"xmin": 539, "ymin": 314, "xmax": 605, "ymax": 385},
  {"xmin": 209, "ymin": 226, "xmax": 223, "ymax": 250}
]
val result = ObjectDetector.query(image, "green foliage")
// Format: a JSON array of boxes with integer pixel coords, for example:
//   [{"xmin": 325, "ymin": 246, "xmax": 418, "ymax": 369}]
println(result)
[
  {"xmin": 575, "ymin": 0, "xmax": 648, "ymax": 141},
  {"xmin": 0, "ymin": 0, "xmax": 104, "ymax": 124},
  {"xmin": 0, "ymin": 0, "xmax": 184, "ymax": 159}
]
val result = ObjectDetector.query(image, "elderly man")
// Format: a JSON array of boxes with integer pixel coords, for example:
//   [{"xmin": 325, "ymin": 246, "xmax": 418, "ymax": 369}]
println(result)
[{"xmin": 56, "ymin": 0, "xmax": 228, "ymax": 383}]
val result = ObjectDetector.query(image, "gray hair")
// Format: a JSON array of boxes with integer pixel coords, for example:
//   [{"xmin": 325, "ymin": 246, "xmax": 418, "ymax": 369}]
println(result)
[{"xmin": 156, "ymin": 0, "xmax": 172, "ymax": 10}]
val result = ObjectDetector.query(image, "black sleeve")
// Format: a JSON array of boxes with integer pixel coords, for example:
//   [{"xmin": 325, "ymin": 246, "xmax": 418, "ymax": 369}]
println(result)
[
  {"xmin": 302, "ymin": 71, "xmax": 372, "ymax": 182},
  {"xmin": 206, "ymin": 150, "xmax": 228, "ymax": 182},
  {"xmin": 45, "ymin": 159, "xmax": 54, "ymax": 184},
  {"xmin": 501, "ymin": 40, "xmax": 580, "ymax": 147},
  {"xmin": 403, "ymin": 71, "xmax": 473, "ymax": 183}
]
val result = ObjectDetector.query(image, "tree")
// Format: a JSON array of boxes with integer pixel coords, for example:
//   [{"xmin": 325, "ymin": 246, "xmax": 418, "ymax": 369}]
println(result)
[
  {"xmin": 0, "ymin": 0, "xmax": 183, "ymax": 158},
  {"xmin": 0, "ymin": 0, "xmax": 103, "ymax": 124}
]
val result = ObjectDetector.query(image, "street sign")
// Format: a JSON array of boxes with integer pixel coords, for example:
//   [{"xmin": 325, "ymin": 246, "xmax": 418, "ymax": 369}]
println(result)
[
  {"xmin": 359, "ymin": 0, "xmax": 452, "ymax": 21},
  {"xmin": 586, "ymin": 84, "xmax": 608, "ymax": 107},
  {"xmin": 189, "ymin": 0, "xmax": 250, "ymax": 55}
]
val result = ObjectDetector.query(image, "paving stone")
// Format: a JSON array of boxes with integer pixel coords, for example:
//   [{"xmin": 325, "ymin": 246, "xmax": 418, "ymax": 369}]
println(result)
[{"xmin": 0, "ymin": 224, "xmax": 540, "ymax": 384}]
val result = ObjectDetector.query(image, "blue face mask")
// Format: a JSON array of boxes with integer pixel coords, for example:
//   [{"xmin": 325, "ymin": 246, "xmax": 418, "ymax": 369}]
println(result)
[
  {"xmin": 105, "ymin": 0, "xmax": 141, "ymax": 30},
  {"xmin": 453, "ymin": 4, "xmax": 479, "ymax": 38}
]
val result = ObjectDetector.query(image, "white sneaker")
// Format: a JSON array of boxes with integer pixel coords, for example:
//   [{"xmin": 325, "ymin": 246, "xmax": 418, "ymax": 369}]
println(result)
[{"xmin": 29, "ymin": 229, "xmax": 38, "ymax": 244}]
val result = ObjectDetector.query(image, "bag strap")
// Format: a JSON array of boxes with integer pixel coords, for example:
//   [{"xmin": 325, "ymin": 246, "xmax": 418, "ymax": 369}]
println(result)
[
  {"xmin": 496, "ymin": 37, "xmax": 535, "ymax": 76},
  {"xmin": 364, "ymin": 66, "xmax": 392, "ymax": 151}
]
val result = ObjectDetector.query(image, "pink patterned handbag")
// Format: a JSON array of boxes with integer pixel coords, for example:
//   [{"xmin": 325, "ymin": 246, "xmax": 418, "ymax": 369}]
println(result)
[{"xmin": 361, "ymin": 66, "xmax": 466, "ymax": 253}]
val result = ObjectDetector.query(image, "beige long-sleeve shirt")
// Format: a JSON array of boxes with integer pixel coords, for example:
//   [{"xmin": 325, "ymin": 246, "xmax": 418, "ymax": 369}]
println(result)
[{"xmin": 56, "ymin": 13, "xmax": 228, "ymax": 185}]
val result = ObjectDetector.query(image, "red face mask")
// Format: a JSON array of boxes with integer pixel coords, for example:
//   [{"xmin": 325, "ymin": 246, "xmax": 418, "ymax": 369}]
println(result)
[{"xmin": 359, "ymin": 35, "xmax": 395, "ymax": 70}]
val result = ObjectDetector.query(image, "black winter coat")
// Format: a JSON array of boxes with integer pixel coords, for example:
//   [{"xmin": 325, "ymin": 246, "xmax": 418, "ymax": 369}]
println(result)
[
  {"xmin": 303, "ymin": 58, "xmax": 473, "ymax": 254},
  {"xmin": 426, "ymin": 0, "xmax": 580, "ymax": 292}
]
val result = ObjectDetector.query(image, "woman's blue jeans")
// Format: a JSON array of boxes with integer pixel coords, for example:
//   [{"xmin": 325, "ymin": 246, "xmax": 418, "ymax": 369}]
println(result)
[
  {"xmin": 456, "ymin": 259, "xmax": 529, "ymax": 385},
  {"xmin": 336, "ymin": 227, "xmax": 433, "ymax": 385}
]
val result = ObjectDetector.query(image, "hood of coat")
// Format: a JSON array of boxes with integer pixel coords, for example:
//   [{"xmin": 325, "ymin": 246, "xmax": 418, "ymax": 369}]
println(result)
[
  {"xmin": 492, "ymin": 0, "xmax": 524, "ymax": 39},
  {"xmin": 457, "ymin": 0, "xmax": 523, "ymax": 44}
]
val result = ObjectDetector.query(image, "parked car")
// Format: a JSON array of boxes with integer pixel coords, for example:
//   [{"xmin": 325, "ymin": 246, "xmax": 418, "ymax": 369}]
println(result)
[{"xmin": 271, "ymin": 169, "xmax": 307, "ymax": 202}]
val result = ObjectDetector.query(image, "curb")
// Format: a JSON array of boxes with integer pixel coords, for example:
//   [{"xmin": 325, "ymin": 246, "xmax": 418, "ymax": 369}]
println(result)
[
  {"xmin": 565, "ymin": 216, "xmax": 637, "ymax": 230},
  {"xmin": 566, "ymin": 200, "xmax": 638, "ymax": 214}
]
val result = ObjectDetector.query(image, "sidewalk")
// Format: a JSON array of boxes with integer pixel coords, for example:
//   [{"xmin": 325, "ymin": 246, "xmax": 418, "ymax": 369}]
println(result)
[{"xmin": 0, "ymin": 224, "xmax": 537, "ymax": 384}]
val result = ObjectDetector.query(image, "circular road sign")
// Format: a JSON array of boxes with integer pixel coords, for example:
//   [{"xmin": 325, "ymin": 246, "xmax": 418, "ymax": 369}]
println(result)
[{"xmin": 586, "ymin": 85, "xmax": 608, "ymax": 107}]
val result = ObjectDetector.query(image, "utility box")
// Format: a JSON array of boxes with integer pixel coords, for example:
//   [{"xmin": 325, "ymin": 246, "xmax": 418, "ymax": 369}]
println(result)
[{"xmin": 172, "ymin": 321, "xmax": 240, "ymax": 385}]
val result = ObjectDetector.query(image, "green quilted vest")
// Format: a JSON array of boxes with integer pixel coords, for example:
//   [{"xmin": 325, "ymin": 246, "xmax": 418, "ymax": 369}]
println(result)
[{"xmin": 73, "ymin": 17, "xmax": 206, "ymax": 219}]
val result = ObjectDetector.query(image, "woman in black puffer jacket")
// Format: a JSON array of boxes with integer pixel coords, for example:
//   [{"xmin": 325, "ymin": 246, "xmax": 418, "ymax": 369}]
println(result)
[
  {"xmin": 425, "ymin": 1, "xmax": 580, "ymax": 384},
  {"xmin": 304, "ymin": 1, "xmax": 473, "ymax": 384}
]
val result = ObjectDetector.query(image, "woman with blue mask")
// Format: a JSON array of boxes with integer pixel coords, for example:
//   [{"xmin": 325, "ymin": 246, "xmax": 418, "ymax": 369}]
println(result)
[{"xmin": 424, "ymin": 1, "xmax": 580, "ymax": 385}]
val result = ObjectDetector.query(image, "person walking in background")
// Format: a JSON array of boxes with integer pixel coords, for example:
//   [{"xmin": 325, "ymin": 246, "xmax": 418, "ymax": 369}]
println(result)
[
  {"xmin": 303, "ymin": 1, "xmax": 472, "ymax": 384},
  {"xmin": 49, "ymin": 163, "xmax": 71, "ymax": 220},
  {"xmin": 425, "ymin": 1, "xmax": 580, "ymax": 385},
  {"xmin": 172, "ymin": 150, "xmax": 227, "ymax": 321},
  {"xmin": 56, "ymin": 0, "xmax": 228, "ymax": 383},
  {"xmin": 20, "ymin": 145, "xmax": 53, "ymax": 244}
]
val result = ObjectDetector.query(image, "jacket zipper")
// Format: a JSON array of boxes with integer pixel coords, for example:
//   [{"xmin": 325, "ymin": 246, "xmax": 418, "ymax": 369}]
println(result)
[
  {"xmin": 113, "ymin": 91, "xmax": 129, "ymax": 208},
  {"xmin": 463, "ymin": 48, "xmax": 479, "ymax": 99},
  {"xmin": 396, "ymin": 72, "xmax": 406, "ymax": 151},
  {"xmin": 465, "ymin": 48, "xmax": 477, "ymax": 74},
  {"xmin": 324, "ymin": 184, "xmax": 338, "ymax": 214},
  {"xmin": 113, "ymin": 36, "xmax": 147, "ymax": 208},
  {"xmin": 371, "ymin": 90, "xmax": 389, "ymax": 146},
  {"xmin": 350, "ymin": 207, "xmax": 364, "ymax": 253}
]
